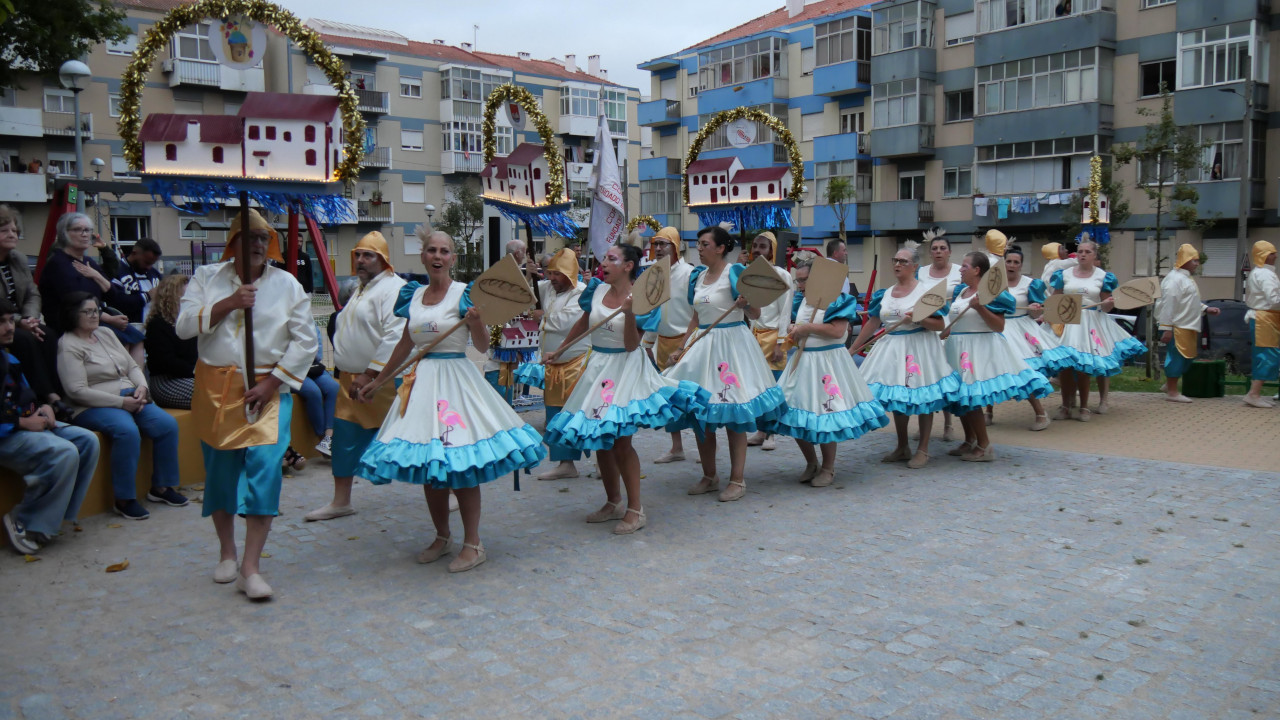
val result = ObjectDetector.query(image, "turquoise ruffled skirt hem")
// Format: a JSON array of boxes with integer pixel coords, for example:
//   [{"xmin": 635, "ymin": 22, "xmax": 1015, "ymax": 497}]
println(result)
[
  {"xmin": 1025, "ymin": 345, "xmax": 1075, "ymax": 376},
  {"xmin": 869, "ymin": 372, "xmax": 963, "ymax": 416},
  {"xmin": 946, "ymin": 368, "xmax": 1053, "ymax": 415},
  {"xmin": 513, "ymin": 361, "xmax": 544, "ymax": 389},
  {"xmin": 766, "ymin": 401, "xmax": 890, "ymax": 445},
  {"xmin": 545, "ymin": 381, "xmax": 710, "ymax": 451},
  {"xmin": 358, "ymin": 424, "xmax": 546, "ymax": 489},
  {"xmin": 1058, "ymin": 337, "xmax": 1146, "ymax": 377},
  {"xmin": 670, "ymin": 384, "xmax": 788, "ymax": 433}
]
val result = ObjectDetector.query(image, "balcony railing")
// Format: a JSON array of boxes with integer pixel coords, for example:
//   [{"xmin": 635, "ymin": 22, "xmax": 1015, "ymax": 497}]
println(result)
[
  {"xmin": 168, "ymin": 58, "xmax": 220, "ymax": 87},
  {"xmin": 442, "ymin": 151, "xmax": 485, "ymax": 174},
  {"xmin": 976, "ymin": 0, "xmax": 1114, "ymax": 35},
  {"xmin": 357, "ymin": 200, "xmax": 392, "ymax": 222},
  {"xmin": 43, "ymin": 113, "xmax": 92, "ymax": 139},
  {"xmin": 363, "ymin": 146, "xmax": 391, "ymax": 169},
  {"xmin": 355, "ymin": 88, "xmax": 389, "ymax": 113},
  {"xmin": 918, "ymin": 201, "xmax": 934, "ymax": 224},
  {"xmin": 0, "ymin": 172, "xmax": 48, "ymax": 203},
  {"xmin": 857, "ymin": 203, "xmax": 871, "ymax": 226}
]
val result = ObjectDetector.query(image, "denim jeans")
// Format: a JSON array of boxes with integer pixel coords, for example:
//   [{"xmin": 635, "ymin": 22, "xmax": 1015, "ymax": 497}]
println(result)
[
  {"xmin": 73, "ymin": 390, "xmax": 179, "ymax": 500},
  {"xmin": 294, "ymin": 373, "xmax": 338, "ymax": 438},
  {"xmin": 0, "ymin": 424, "xmax": 99, "ymax": 535}
]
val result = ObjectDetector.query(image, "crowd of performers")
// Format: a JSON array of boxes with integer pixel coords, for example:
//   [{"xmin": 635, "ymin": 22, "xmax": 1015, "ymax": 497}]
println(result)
[{"xmin": 180, "ymin": 210, "xmax": 1279, "ymax": 600}]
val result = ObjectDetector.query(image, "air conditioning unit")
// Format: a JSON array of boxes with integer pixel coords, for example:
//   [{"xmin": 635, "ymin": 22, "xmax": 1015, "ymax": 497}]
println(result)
[{"xmin": 161, "ymin": 59, "xmax": 175, "ymax": 72}]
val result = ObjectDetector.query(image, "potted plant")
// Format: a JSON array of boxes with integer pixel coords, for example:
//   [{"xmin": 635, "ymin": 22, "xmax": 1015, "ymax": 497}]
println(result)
[{"xmin": 370, "ymin": 190, "xmax": 384, "ymax": 206}]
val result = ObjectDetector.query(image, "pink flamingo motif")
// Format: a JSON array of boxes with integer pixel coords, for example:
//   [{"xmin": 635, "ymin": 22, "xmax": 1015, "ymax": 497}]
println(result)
[
  {"xmin": 436, "ymin": 400, "xmax": 467, "ymax": 446},
  {"xmin": 821, "ymin": 374, "xmax": 843, "ymax": 412},
  {"xmin": 1089, "ymin": 328, "xmax": 1106, "ymax": 355},
  {"xmin": 960, "ymin": 351, "xmax": 975, "ymax": 379},
  {"xmin": 716, "ymin": 362, "xmax": 741, "ymax": 402},
  {"xmin": 1024, "ymin": 332, "xmax": 1043, "ymax": 357},
  {"xmin": 590, "ymin": 379, "xmax": 615, "ymax": 419},
  {"xmin": 905, "ymin": 354, "xmax": 921, "ymax": 387}
]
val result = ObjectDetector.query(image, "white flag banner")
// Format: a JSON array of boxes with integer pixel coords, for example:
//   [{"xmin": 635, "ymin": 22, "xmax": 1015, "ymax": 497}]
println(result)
[{"xmin": 588, "ymin": 114, "xmax": 625, "ymax": 263}]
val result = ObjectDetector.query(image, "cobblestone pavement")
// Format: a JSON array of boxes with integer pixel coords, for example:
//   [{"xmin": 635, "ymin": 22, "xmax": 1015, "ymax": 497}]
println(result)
[{"xmin": 3, "ymin": 423, "xmax": 1277, "ymax": 719}]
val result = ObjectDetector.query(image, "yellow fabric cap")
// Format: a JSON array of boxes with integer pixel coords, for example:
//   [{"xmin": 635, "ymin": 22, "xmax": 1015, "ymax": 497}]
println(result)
[
  {"xmin": 1041, "ymin": 242, "xmax": 1060, "ymax": 261},
  {"xmin": 1252, "ymin": 240, "xmax": 1277, "ymax": 268},
  {"xmin": 1175, "ymin": 243, "xmax": 1199, "ymax": 269},
  {"xmin": 351, "ymin": 231, "xmax": 394, "ymax": 273},
  {"xmin": 547, "ymin": 247, "xmax": 578, "ymax": 281},
  {"xmin": 984, "ymin": 229, "xmax": 1007, "ymax": 256},
  {"xmin": 222, "ymin": 209, "xmax": 283, "ymax": 263},
  {"xmin": 655, "ymin": 226, "xmax": 681, "ymax": 254},
  {"xmin": 754, "ymin": 231, "xmax": 777, "ymax": 262}
]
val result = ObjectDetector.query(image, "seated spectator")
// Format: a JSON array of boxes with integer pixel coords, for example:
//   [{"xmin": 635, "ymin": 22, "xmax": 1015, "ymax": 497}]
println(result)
[
  {"xmin": 0, "ymin": 299, "xmax": 99, "ymax": 554},
  {"xmin": 144, "ymin": 274, "xmax": 197, "ymax": 410},
  {"xmin": 57, "ymin": 292, "xmax": 185, "ymax": 521},
  {"xmin": 0, "ymin": 205, "xmax": 71, "ymax": 419},
  {"xmin": 288, "ymin": 322, "xmax": 338, "ymax": 465},
  {"xmin": 109, "ymin": 238, "xmax": 163, "ymax": 324}
]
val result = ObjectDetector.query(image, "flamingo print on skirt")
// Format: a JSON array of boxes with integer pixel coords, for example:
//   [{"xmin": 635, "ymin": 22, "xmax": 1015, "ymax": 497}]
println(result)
[
  {"xmin": 1024, "ymin": 332, "xmax": 1043, "ymax": 356},
  {"xmin": 959, "ymin": 351, "xmax": 975, "ymax": 379},
  {"xmin": 905, "ymin": 354, "xmax": 921, "ymax": 388},
  {"xmin": 716, "ymin": 362, "xmax": 742, "ymax": 402},
  {"xmin": 1089, "ymin": 328, "xmax": 1105, "ymax": 354},
  {"xmin": 591, "ymin": 379, "xmax": 615, "ymax": 419},
  {"xmin": 820, "ymin": 374, "xmax": 843, "ymax": 412},
  {"xmin": 436, "ymin": 399, "xmax": 467, "ymax": 446}
]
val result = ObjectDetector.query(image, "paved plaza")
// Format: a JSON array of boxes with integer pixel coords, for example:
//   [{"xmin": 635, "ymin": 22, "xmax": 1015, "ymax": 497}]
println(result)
[{"xmin": 2, "ymin": 397, "xmax": 1278, "ymax": 719}]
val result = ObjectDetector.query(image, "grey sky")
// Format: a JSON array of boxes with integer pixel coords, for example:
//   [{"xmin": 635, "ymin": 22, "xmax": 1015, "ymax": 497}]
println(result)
[{"xmin": 273, "ymin": 0, "xmax": 788, "ymax": 91}]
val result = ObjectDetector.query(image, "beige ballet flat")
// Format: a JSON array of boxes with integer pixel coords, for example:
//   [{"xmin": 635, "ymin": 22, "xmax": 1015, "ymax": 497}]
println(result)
[
  {"xmin": 447, "ymin": 542, "xmax": 486, "ymax": 573},
  {"xmin": 417, "ymin": 535, "xmax": 453, "ymax": 564},
  {"xmin": 810, "ymin": 468, "xmax": 836, "ymax": 488},
  {"xmin": 586, "ymin": 500, "xmax": 626, "ymax": 523},
  {"xmin": 717, "ymin": 480, "xmax": 746, "ymax": 502},
  {"xmin": 797, "ymin": 464, "xmax": 820, "ymax": 484},
  {"xmin": 881, "ymin": 448, "xmax": 911, "ymax": 463},
  {"xmin": 907, "ymin": 451, "xmax": 930, "ymax": 469},
  {"xmin": 687, "ymin": 475, "xmax": 720, "ymax": 495},
  {"xmin": 947, "ymin": 441, "xmax": 976, "ymax": 457},
  {"xmin": 613, "ymin": 507, "xmax": 646, "ymax": 535},
  {"xmin": 1029, "ymin": 414, "xmax": 1050, "ymax": 431}
]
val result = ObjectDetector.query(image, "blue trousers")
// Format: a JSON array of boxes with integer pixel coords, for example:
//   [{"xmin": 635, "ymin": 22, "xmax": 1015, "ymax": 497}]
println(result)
[
  {"xmin": 1164, "ymin": 346, "xmax": 1194, "ymax": 379},
  {"xmin": 544, "ymin": 405, "xmax": 581, "ymax": 462},
  {"xmin": 201, "ymin": 393, "xmax": 292, "ymax": 517},
  {"xmin": 73, "ymin": 390, "xmax": 180, "ymax": 500},
  {"xmin": 294, "ymin": 372, "xmax": 339, "ymax": 438},
  {"xmin": 332, "ymin": 417, "xmax": 377, "ymax": 478},
  {"xmin": 0, "ymin": 424, "xmax": 98, "ymax": 535},
  {"xmin": 1251, "ymin": 320, "xmax": 1280, "ymax": 381}
]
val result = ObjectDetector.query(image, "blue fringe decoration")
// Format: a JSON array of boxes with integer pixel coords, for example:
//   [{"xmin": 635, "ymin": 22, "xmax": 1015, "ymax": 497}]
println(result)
[
  {"xmin": 484, "ymin": 198, "xmax": 581, "ymax": 237},
  {"xmin": 693, "ymin": 201, "xmax": 795, "ymax": 233},
  {"xmin": 1078, "ymin": 224, "xmax": 1111, "ymax": 245},
  {"xmin": 493, "ymin": 348, "xmax": 537, "ymax": 364},
  {"xmin": 145, "ymin": 179, "xmax": 356, "ymax": 225}
]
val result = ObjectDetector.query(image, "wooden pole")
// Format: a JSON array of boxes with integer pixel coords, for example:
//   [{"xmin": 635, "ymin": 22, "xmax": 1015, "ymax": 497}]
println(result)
[{"xmin": 238, "ymin": 191, "xmax": 256, "ymax": 389}]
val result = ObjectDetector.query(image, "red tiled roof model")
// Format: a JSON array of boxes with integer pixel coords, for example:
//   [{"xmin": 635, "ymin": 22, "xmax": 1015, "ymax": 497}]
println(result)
[
  {"xmin": 686, "ymin": 157, "xmax": 739, "ymax": 174},
  {"xmin": 506, "ymin": 143, "xmax": 547, "ymax": 166},
  {"xmin": 239, "ymin": 92, "xmax": 341, "ymax": 122},
  {"xmin": 138, "ymin": 114, "xmax": 243, "ymax": 144},
  {"xmin": 731, "ymin": 166, "xmax": 790, "ymax": 183}
]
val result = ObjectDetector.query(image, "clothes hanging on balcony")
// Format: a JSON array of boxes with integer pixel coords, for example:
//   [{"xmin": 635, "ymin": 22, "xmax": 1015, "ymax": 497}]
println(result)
[
  {"xmin": 974, "ymin": 197, "xmax": 989, "ymax": 217},
  {"xmin": 996, "ymin": 197, "xmax": 1010, "ymax": 220}
]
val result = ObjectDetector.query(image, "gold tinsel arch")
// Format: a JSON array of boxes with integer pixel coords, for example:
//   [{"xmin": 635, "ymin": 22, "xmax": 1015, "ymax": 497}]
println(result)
[
  {"xmin": 683, "ymin": 107, "xmax": 805, "ymax": 205},
  {"xmin": 625, "ymin": 215, "xmax": 661, "ymax": 234},
  {"xmin": 117, "ymin": 0, "xmax": 366, "ymax": 181},
  {"xmin": 482, "ymin": 84, "xmax": 565, "ymax": 206}
]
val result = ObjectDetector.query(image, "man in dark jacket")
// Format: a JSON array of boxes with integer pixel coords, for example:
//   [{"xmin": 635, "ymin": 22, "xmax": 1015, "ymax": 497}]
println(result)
[{"xmin": 109, "ymin": 238, "xmax": 163, "ymax": 323}]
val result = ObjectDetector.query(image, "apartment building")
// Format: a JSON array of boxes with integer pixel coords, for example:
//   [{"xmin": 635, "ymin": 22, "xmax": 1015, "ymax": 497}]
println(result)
[
  {"xmin": 0, "ymin": 0, "xmax": 642, "ymax": 276},
  {"xmin": 869, "ymin": 0, "xmax": 1276, "ymax": 298},
  {"xmin": 638, "ymin": 0, "xmax": 879, "ymax": 269}
]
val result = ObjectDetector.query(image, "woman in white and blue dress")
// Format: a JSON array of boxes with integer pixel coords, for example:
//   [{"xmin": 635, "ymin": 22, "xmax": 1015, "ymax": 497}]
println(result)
[
  {"xmin": 665, "ymin": 226, "xmax": 788, "ymax": 502},
  {"xmin": 357, "ymin": 231, "xmax": 546, "ymax": 573},
  {"xmin": 543, "ymin": 244, "xmax": 707, "ymax": 534},
  {"xmin": 851, "ymin": 241, "xmax": 960, "ymax": 469},
  {"xmin": 1000, "ymin": 245, "xmax": 1073, "ymax": 430},
  {"xmin": 1048, "ymin": 239, "xmax": 1146, "ymax": 421},
  {"xmin": 917, "ymin": 231, "xmax": 964, "ymax": 442},
  {"xmin": 770, "ymin": 258, "xmax": 889, "ymax": 488},
  {"xmin": 941, "ymin": 252, "xmax": 1053, "ymax": 461}
]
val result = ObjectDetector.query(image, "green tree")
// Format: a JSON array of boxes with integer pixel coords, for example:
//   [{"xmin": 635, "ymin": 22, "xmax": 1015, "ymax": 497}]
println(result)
[
  {"xmin": 436, "ymin": 183, "xmax": 485, "ymax": 279},
  {"xmin": 1112, "ymin": 87, "xmax": 1213, "ymax": 378},
  {"xmin": 0, "ymin": 0, "xmax": 128, "ymax": 90},
  {"xmin": 825, "ymin": 176, "xmax": 856, "ymax": 242}
]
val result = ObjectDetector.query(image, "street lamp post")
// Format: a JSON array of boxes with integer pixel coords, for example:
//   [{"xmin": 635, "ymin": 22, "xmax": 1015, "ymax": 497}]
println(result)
[
  {"xmin": 58, "ymin": 60, "xmax": 92, "ymax": 212},
  {"xmin": 424, "ymin": 204, "xmax": 435, "ymax": 227},
  {"xmin": 90, "ymin": 157, "xmax": 105, "ymax": 246},
  {"xmin": 1219, "ymin": 59, "xmax": 1253, "ymax": 301}
]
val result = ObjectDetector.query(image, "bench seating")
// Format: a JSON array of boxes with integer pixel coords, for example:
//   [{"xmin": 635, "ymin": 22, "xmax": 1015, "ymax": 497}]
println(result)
[{"xmin": 0, "ymin": 399, "xmax": 316, "ymax": 521}]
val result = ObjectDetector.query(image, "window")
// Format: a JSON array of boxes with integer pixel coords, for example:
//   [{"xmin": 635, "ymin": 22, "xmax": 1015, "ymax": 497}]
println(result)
[
  {"xmin": 111, "ymin": 216, "xmax": 150, "ymax": 246},
  {"xmin": 975, "ymin": 135, "xmax": 1101, "ymax": 195},
  {"xmin": 165, "ymin": 144, "xmax": 177, "ymax": 161},
  {"xmin": 641, "ymin": 178, "xmax": 681, "ymax": 215},
  {"xmin": 494, "ymin": 125, "xmax": 513, "ymax": 156},
  {"xmin": 872, "ymin": 1, "xmax": 935, "ymax": 56},
  {"xmin": 305, "ymin": 149, "xmax": 316, "ymax": 166},
  {"xmin": 1141, "ymin": 60, "xmax": 1176, "ymax": 97},
  {"xmin": 814, "ymin": 159, "xmax": 871, "ymax": 206},
  {"xmin": 47, "ymin": 154, "xmax": 76, "ymax": 177},
  {"xmin": 400, "ymin": 76, "xmax": 422, "ymax": 98},
  {"xmin": 602, "ymin": 89, "xmax": 627, "ymax": 135},
  {"xmin": 872, "ymin": 78, "xmax": 935, "ymax": 128},
  {"xmin": 283, "ymin": 131, "xmax": 292, "ymax": 142},
  {"xmin": 440, "ymin": 68, "xmax": 507, "ymax": 119},
  {"xmin": 402, "ymin": 182, "xmax": 425, "ymax": 204},
  {"xmin": 839, "ymin": 109, "xmax": 865, "ymax": 135},
  {"xmin": 247, "ymin": 125, "xmax": 260, "ymax": 140},
  {"xmin": 1201, "ymin": 237, "xmax": 1237, "ymax": 277},
  {"xmin": 560, "ymin": 86, "xmax": 599, "ymax": 117},
  {"xmin": 697, "ymin": 103, "xmax": 788, "ymax": 151},
  {"xmin": 533, "ymin": 167, "xmax": 542, "ymax": 180},
  {"xmin": 945, "ymin": 12, "xmax": 975, "ymax": 46},
  {"xmin": 943, "ymin": 166, "xmax": 973, "ymax": 196},
  {"xmin": 945, "ymin": 89, "xmax": 974, "ymax": 122},
  {"xmin": 1142, "ymin": 0, "xmax": 1175, "ymax": 7},
  {"xmin": 801, "ymin": 112, "xmax": 825, "ymax": 142},
  {"xmin": 401, "ymin": 129, "xmax": 423, "ymax": 151},
  {"xmin": 211, "ymin": 146, "xmax": 223, "ymax": 163},
  {"xmin": 976, "ymin": 0, "xmax": 1105, "ymax": 34},
  {"xmin": 44, "ymin": 89, "xmax": 74, "ymax": 113},
  {"xmin": 305, "ymin": 125, "xmax": 316, "ymax": 143},
  {"xmin": 111, "ymin": 155, "xmax": 139, "ymax": 179},
  {"xmin": 815, "ymin": 15, "xmax": 871, "ymax": 67},
  {"xmin": 179, "ymin": 219, "xmax": 207, "ymax": 240},
  {"xmin": 107, "ymin": 33, "xmax": 138, "ymax": 55},
  {"xmin": 265, "ymin": 126, "xmax": 276, "ymax": 140},
  {"xmin": 1132, "ymin": 236, "xmax": 1171, "ymax": 276},
  {"xmin": 1182, "ymin": 121, "xmax": 1264, "ymax": 182},
  {"xmin": 108, "ymin": 93, "xmax": 122, "ymax": 118},
  {"xmin": 1179, "ymin": 22, "xmax": 1268, "ymax": 90},
  {"xmin": 174, "ymin": 23, "xmax": 215, "ymax": 62},
  {"xmin": 899, "ymin": 171, "xmax": 926, "ymax": 200},
  {"xmin": 442, "ymin": 120, "xmax": 482, "ymax": 155},
  {"xmin": 698, "ymin": 37, "xmax": 786, "ymax": 90},
  {"xmin": 976, "ymin": 49, "xmax": 1103, "ymax": 115},
  {"xmin": 224, "ymin": 101, "xmax": 240, "ymax": 115}
]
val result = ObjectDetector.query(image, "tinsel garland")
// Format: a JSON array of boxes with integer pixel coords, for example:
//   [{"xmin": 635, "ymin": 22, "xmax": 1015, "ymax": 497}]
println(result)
[
  {"xmin": 692, "ymin": 202, "xmax": 794, "ymax": 233},
  {"xmin": 484, "ymin": 197, "xmax": 580, "ymax": 237},
  {"xmin": 1088, "ymin": 155, "xmax": 1102, "ymax": 225},
  {"xmin": 482, "ymin": 84, "xmax": 565, "ymax": 207},
  {"xmin": 625, "ymin": 215, "xmax": 662, "ymax": 234},
  {"xmin": 117, "ymin": 0, "xmax": 365, "ymax": 181},
  {"xmin": 683, "ymin": 107, "xmax": 805, "ymax": 205},
  {"xmin": 146, "ymin": 178, "xmax": 355, "ymax": 224}
]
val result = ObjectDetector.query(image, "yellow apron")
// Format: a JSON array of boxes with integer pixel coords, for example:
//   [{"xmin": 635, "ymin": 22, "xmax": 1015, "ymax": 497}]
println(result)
[
  {"xmin": 1255, "ymin": 309, "xmax": 1280, "ymax": 348},
  {"xmin": 655, "ymin": 333, "xmax": 688, "ymax": 371},
  {"xmin": 544, "ymin": 350, "xmax": 590, "ymax": 407},
  {"xmin": 192, "ymin": 360, "xmax": 280, "ymax": 450},
  {"xmin": 753, "ymin": 326, "xmax": 787, "ymax": 371},
  {"xmin": 1173, "ymin": 327, "xmax": 1198, "ymax": 359},
  {"xmin": 335, "ymin": 372, "xmax": 396, "ymax": 429}
]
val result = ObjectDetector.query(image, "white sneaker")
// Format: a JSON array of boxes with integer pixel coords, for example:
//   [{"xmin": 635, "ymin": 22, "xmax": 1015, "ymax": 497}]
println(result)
[
  {"xmin": 761, "ymin": 435, "xmax": 777, "ymax": 451},
  {"xmin": 315, "ymin": 436, "xmax": 332, "ymax": 458}
]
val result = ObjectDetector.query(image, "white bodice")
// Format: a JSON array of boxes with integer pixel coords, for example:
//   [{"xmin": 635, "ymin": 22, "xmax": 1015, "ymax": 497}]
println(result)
[
  {"xmin": 408, "ymin": 282, "xmax": 468, "ymax": 355},
  {"xmin": 692, "ymin": 267, "xmax": 742, "ymax": 326},
  {"xmin": 1058, "ymin": 267, "xmax": 1108, "ymax": 305},
  {"xmin": 918, "ymin": 263, "xmax": 962, "ymax": 294},
  {"xmin": 878, "ymin": 282, "xmax": 934, "ymax": 332},
  {"xmin": 588, "ymin": 284, "xmax": 631, "ymax": 350},
  {"xmin": 947, "ymin": 291, "xmax": 995, "ymax": 334}
]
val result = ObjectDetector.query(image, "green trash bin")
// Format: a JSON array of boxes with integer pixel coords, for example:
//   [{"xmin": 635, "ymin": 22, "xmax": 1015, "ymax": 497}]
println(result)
[{"xmin": 1182, "ymin": 358, "xmax": 1226, "ymax": 398}]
